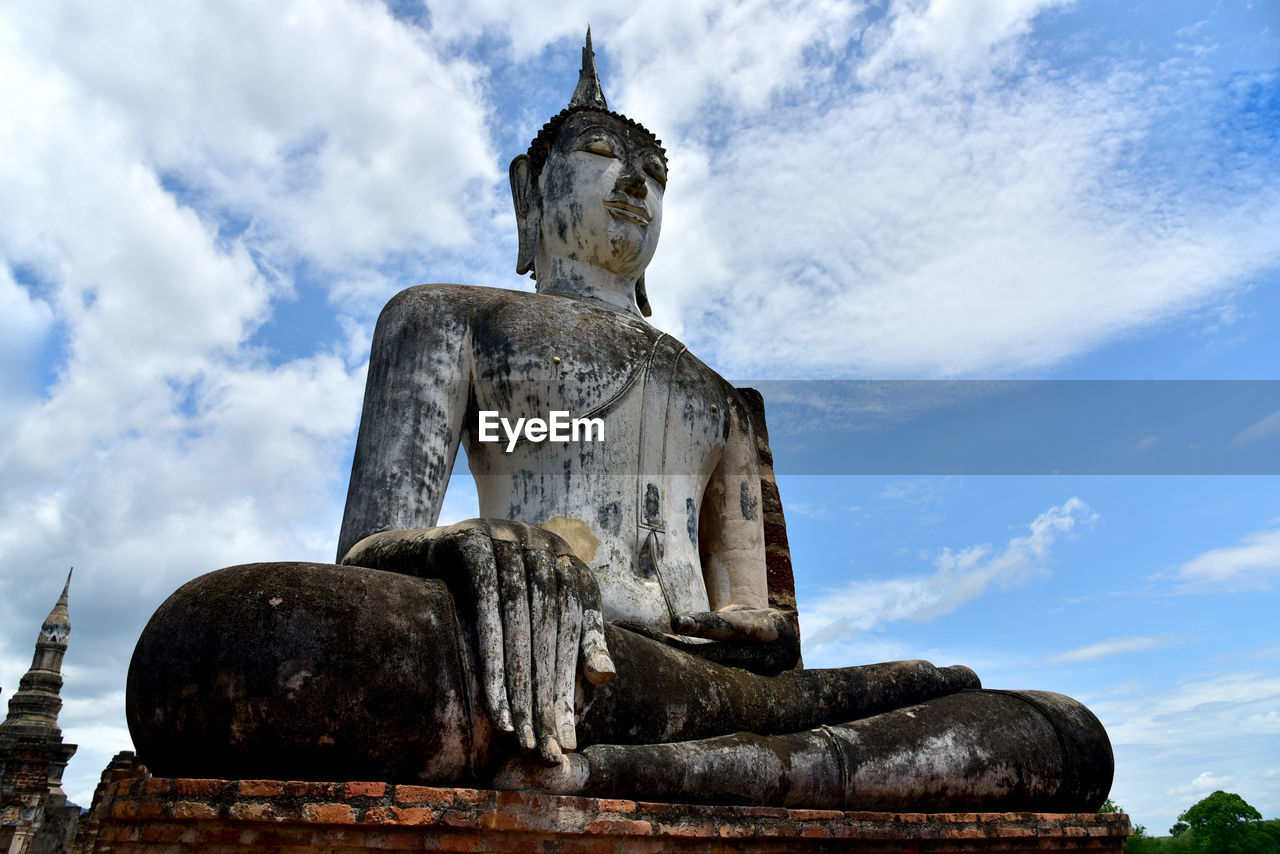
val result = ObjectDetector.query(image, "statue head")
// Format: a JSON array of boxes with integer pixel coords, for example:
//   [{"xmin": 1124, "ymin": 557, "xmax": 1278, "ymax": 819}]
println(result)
[{"xmin": 510, "ymin": 30, "xmax": 668, "ymax": 316}]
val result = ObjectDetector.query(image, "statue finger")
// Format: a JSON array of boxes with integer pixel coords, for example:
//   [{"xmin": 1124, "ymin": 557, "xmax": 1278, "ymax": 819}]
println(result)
[
  {"xmin": 446, "ymin": 528, "xmax": 512, "ymax": 733},
  {"xmin": 494, "ymin": 540, "xmax": 535, "ymax": 750},
  {"xmin": 525, "ymin": 546, "xmax": 562, "ymax": 764},
  {"xmin": 674, "ymin": 609, "xmax": 779, "ymax": 642},
  {"xmin": 576, "ymin": 566, "xmax": 615, "ymax": 685},
  {"xmin": 553, "ymin": 554, "xmax": 584, "ymax": 751}
]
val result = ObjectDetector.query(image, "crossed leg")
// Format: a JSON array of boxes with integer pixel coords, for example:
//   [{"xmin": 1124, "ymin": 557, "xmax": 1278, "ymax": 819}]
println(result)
[{"xmin": 128, "ymin": 561, "xmax": 1110, "ymax": 810}]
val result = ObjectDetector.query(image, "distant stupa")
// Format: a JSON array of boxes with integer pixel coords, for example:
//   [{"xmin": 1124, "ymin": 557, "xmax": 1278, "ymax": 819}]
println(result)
[{"xmin": 0, "ymin": 569, "xmax": 80, "ymax": 853}]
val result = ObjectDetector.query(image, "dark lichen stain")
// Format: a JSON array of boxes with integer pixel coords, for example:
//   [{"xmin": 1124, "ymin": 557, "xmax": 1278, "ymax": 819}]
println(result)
[
  {"xmin": 597, "ymin": 501, "xmax": 622, "ymax": 536},
  {"xmin": 636, "ymin": 548, "xmax": 654, "ymax": 579},
  {"xmin": 739, "ymin": 482, "xmax": 759, "ymax": 521},
  {"xmin": 686, "ymin": 498, "xmax": 697, "ymax": 545},
  {"xmin": 643, "ymin": 483, "xmax": 661, "ymax": 526}
]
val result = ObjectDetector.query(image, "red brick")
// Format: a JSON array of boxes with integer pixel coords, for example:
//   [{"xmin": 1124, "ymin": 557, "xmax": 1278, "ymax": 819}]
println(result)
[
  {"xmin": 174, "ymin": 778, "xmax": 228, "ymax": 797},
  {"xmin": 237, "ymin": 779, "xmax": 285, "ymax": 797},
  {"xmin": 137, "ymin": 801, "xmax": 165, "ymax": 820},
  {"xmin": 140, "ymin": 822, "xmax": 186, "ymax": 843},
  {"xmin": 109, "ymin": 825, "xmax": 140, "ymax": 842},
  {"xmin": 284, "ymin": 780, "xmax": 341, "ymax": 798},
  {"xmin": 140, "ymin": 778, "xmax": 172, "ymax": 795},
  {"xmin": 828, "ymin": 825, "xmax": 862, "ymax": 838},
  {"xmin": 171, "ymin": 800, "xmax": 219, "ymax": 819},
  {"xmin": 112, "ymin": 800, "xmax": 140, "ymax": 819},
  {"xmin": 362, "ymin": 806, "xmax": 390, "ymax": 823},
  {"xmin": 436, "ymin": 833, "xmax": 491, "ymax": 853},
  {"xmin": 344, "ymin": 781, "xmax": 387, "ymax": 798},
  {"xmin": 440, "ymin": 811, "xmax": 480, "ymax": 829},
  {"xmin": 718, "ymin": 823, "xmax": 755, "ymax": 837},
  {"xmin": 480, "ymin": 811, "xmax": 526, "ymax": 831},
  {"xmin": 362, "ymin": 831, "xmax": 425, "ymax": 851},
  {"xmin": 228, "ymin": 802, "xmax": 283, "ymax": 822},
  {"xmin": 658, "ymin": 822, "xmax": 717, "ymax": 837},
  {"xmin": 395, "ymin": 784, "xmax": 453, "ymax": 805},
  {"xmin": 597, "ymin": 798, "xmax": 638, "ymax": 813},
  {"xmin": 390, "ymin": 806, "xmax": 436, "ymax": 825},
  {"xmin": 800, "ymin": 826, "xmax": 830, "ymax": 838},
  {"xmin": 788, "ymin": 808, "xmax": 844, "ymax": 821},
  {"xmin": 585, "ymin": 818, "xmax": 652, "ymax": 835},
  {"xmin": 303, "ymin": 802, "xmax": 357, "ymax": 824}
]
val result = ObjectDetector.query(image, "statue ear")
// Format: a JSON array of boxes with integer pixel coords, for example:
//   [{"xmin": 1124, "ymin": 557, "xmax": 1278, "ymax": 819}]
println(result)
[
  {"xmin": 509, "ymin": 154, "xmax": 539, "ymax": 277},
  {"xmin": 635, "ymin": 275, "xmax": 652, "ymax": 317}
]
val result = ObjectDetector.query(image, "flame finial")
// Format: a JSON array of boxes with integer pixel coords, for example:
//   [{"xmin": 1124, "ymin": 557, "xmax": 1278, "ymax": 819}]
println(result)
[{"xmin": 568, "ymin": 26, "xmax": 608, "ymax": 111}]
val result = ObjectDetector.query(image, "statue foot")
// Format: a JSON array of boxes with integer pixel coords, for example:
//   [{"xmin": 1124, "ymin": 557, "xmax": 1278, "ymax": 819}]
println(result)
[{"xmin": 492, "ymin": 751, "xmax": 591, "ymax": 794}]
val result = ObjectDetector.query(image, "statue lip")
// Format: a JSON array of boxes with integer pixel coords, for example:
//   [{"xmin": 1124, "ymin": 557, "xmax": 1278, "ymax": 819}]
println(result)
[{"xmin": 603, "ymin": 198, "xmax": 651, "ymax": 225}]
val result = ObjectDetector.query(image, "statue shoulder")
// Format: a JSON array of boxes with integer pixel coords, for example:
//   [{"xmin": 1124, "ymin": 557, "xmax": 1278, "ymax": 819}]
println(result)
[
  {"xmin": 376, "ymin": 283, "xmax": 500, "ymax": 323},
  {"xmin": 371, "ymin": 284, "xmax": 534, "ymax": 351}
]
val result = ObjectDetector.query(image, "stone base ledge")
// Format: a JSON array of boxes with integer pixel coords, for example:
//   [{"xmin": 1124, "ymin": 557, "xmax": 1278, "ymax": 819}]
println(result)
[{"xmin": 90, "ymin": 778, "xmax": 1131, "ymax": 853}]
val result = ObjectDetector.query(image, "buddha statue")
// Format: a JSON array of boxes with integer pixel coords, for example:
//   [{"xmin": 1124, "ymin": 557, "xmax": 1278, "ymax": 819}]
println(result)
[{"xmin": 126, "ymin": 32, "xmax": 1113, "ymax": 810}]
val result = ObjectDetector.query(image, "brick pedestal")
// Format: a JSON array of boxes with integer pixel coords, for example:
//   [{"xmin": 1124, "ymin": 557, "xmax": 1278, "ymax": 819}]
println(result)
[{"xmin": 89, "ymin": 778, "xmax": 1131, "ymax": 853}]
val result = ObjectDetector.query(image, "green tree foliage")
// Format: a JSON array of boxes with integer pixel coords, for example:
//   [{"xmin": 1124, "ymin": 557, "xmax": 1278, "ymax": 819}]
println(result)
[
  {"xmin": 1178, "ymin": 790, "xmax": 1278, "ymax": 854},
  {"xmin": 1098, "ymin": 797, "xmax": 1121, "ymax": 814},
  {"xmin": 1170, "ymin": 821, "xmax": 1189, "ymax": 838}
]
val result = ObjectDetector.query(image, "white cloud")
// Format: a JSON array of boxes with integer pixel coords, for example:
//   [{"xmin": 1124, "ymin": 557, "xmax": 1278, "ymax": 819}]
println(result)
[
  {"xmin": 861, "ymin": 0, "xmax": 1073, "ymax": 81},
  {"xmin": 1095, "ymin": 671, "xmax": 1280, "ymax": 749},
  {"xmin": 1166, "ymin": 771, "xmax": 1232, "ymax": 798},
  {"xmin": 1163, "ymin": 526, "xmax": 1280, "ymax": 592},
  {"xmin": 636, "ymin": 2, "xmax": 1280, "ymax": 377},
  {"xmin": 1048, "ymin": 635, "xmax": 1175, "ymax": 664},
  {"xmin": 801, "ymin": 497, "xmax": 1095, "ymax": 652},
  {"xmin": 6, "ymin": 0, "xmax": 499, "ymax": 274},
  {"xmin": 1230, "ymin": 408, "xmax": 1280, "ymax": 447},
  {"xmin": 1241, "ymin": 710, "xmax": 1280, "ymax": 734}
]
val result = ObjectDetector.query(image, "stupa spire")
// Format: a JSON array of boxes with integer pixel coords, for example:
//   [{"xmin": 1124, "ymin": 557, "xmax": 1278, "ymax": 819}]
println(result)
[
  {"xmin": 568, "ymin": 26, "xmax": 608, "ymax": 111},
  {"xmin": 1, "ymin": 569, "xmax": 73, "ymax": 734},
  {"xmin": 0, "ymin": 569, "xmax": 79, "ymax": 827}
]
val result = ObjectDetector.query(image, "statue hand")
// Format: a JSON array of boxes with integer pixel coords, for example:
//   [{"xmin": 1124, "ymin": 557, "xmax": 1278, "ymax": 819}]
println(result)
[
  {"xmin": 673, "ymin": 605, "xmax": 792, "ymax": 644},
  {"xmin": 429, "ymin": 519, "xmax": 615, "ymax": 765}
]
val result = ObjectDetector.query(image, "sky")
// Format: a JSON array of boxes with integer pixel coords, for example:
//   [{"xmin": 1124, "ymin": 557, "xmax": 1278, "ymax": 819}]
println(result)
[{"xmin": 1, "ymin": 0, "xmax": 1277, "ymax": 837}]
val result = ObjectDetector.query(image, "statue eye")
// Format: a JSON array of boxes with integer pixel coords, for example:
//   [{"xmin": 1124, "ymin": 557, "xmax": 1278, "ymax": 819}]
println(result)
[
  {"xmin": 643, "ymin": 159, "xmax": 667, "ymax": 187},
  {"xmin": 579, "ymin": 137, "xmax": 619, "ymax": 158}
]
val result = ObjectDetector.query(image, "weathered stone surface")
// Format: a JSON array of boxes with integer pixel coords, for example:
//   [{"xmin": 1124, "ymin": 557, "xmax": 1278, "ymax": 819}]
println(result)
[
  {"xmin": 576, "ymin": 690, "xmax": 1113, "ymax": 811},
  {"xmin": 127, "ymin": 563, "xmax": 492, "ymax": 784},
  {"xmin": 86, "ymin": 778, "xmax": 1132, "ymax": 853},
  {"xmin": 129, "ymin": 562, "xmax": 971, "ymax": 789}
]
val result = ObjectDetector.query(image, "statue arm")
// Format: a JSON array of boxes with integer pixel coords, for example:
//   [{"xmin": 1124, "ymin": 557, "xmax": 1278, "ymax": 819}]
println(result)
[
  {"xmin": 337, "ymin": 286, "xmax": 472, "ymax": 563},
  {"xmin": 698, "ymin": 394, "xmax": 769, "ymax": 611},
  {"xmin": 675, "ymin": 395, "xmax": 798, "ymax": 659}
]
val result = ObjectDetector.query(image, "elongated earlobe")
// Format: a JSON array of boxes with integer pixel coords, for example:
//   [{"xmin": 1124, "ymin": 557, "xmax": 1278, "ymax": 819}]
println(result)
[{"xmin": 510, "ymin": 155, "xmax": 539, "ymax": 277}]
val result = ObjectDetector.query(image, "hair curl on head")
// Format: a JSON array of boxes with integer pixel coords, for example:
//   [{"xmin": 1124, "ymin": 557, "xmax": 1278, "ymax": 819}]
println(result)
[{"xmin": 525, "ymin": 106, "xmax": 668, "ymax": 181}]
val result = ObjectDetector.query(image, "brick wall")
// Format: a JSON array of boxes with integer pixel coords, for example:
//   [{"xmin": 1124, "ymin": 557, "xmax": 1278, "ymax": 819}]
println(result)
[{"xmin": 89, "ymin": 777, "xmax": 1131, "ymax": 853}]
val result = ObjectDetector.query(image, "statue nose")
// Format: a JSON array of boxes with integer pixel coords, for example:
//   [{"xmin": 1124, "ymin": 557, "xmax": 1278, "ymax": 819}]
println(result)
[{"xmin": 617, "ymin": 169, "xmax": 647, "ymax": 198}]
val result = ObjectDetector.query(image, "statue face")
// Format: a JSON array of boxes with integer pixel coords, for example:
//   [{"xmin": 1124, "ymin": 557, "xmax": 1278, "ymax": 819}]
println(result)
[{"xmin": 537, "ymin": 112, "xmax": 667, "ymax": 280}]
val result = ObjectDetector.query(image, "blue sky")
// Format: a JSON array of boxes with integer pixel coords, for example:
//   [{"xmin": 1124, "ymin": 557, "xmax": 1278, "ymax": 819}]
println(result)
[{"xmin": 1, "ymin": 0, "xmax": 1277, "ymax": 836}]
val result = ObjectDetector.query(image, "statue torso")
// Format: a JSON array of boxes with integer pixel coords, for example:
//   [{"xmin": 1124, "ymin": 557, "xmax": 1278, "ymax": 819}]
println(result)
[{"xmin": 425, "ymin": 284, "xmax": 737, "ymax": 628}]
